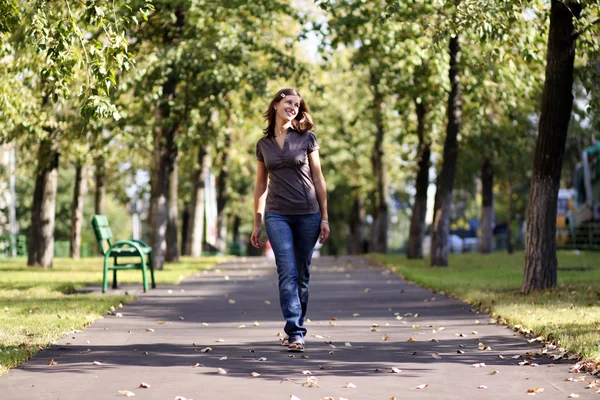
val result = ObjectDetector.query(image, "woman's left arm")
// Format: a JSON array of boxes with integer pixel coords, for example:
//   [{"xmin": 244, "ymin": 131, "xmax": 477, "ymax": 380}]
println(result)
[{"xmin": 309, "ymin": 150, "xmax": 330, "ymax": 243}]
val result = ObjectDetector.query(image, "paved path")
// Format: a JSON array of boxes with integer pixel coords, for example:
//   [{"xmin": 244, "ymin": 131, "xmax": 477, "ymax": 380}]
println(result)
[{"xmin": 0, "ymin": 256, "xmax": 595, "ymax": 399}]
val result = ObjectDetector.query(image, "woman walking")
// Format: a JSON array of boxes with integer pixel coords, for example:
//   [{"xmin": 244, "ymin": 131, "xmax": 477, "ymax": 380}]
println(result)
[{"xmin": 250, "ymin": 88, "xmax": 330, "ymax": 352}]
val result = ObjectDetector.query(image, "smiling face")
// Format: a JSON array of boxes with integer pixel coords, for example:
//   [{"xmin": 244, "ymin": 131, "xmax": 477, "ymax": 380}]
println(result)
[{"xmin": 275, "ymin": 95, "xmax": 301, "ymax": 123}]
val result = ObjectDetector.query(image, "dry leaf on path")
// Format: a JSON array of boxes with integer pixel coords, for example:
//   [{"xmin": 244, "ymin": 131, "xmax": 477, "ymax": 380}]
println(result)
[
  {"xmin": 382, "ymin": 334, "xmax": 390, "ymax": 341},
  {"xmin": 254, "ymin": 321, "xmax": 260, "ymax": 326},
  {"xmin": 527, "ymin": 388, "xmax": 544, "ymax": 395},
  {"xmin": 391, "ymin": 367, "xmax": 402, "ymax": 373},
  {"xmin": 257, "ymin": 357, "xmax": 267, "ymax": 361},
  {"xmin": 302, "ymin": 370, "xmax": 312, "ymax": 375},
  {"xmin": 407, "ymin": 337, "xmax": 416, "ymax": 342},
  {"xmin": 472, "ymin": 363, "xmax": 486, "ymax": 368},
  {"xmin": 345, "ymin": 382, "xmax": 357, "ymax": 388},
  {"xmin": 146, "ymin": 328, "xmax": 155, "ymax": 332},
  {"xmin": 429, "ymin": 338, "xmax": 439, "ymax": 342},
  {"xmin": 48, "ymin": 359, "xmax": 57, "ymax": 366},
  {"xmin": 432, "ymin": 353, "xmax": 442, "ymax": 360},
  {"xmin": 478, "ymin": 385, "xmax": 488, "ymax": 389},
  {"xmin": 457, "ymin": 350, "xmax": 465, "ymax": 354},
  {"xmin": 217, "ymin": 368, "xmax": 227, "ymax": 374},
  {"xmin": 92, "ymin": 361, "xmax": 104, "ymax": 365},
  {"xmin": 290, "ymin": 396, "xmax": 301, "ymax": 400},
  {"xmin": 412, "ymin": 384, "xmax": 429, "ymax": 390},
  {"xmin": 490, "ymin": 370, "xmax": 500, "ymax": 375},
  {"xmin": 251, "ymin": 372, "xmax": 260, "ymax": 377},
  {"xmin": 118, "ymin": 390, "xmax": 135, "ymax": 397},
  {"xmin": 139, "ymin": 382, "xmax": 150, "ymax": 388},
  {"xmin": 238, "ymin": 325, "xmax": 246, "ymax": 328},
  {"xmin": 219, "ymin": 357, "xmax": 227, "ymax": 361},
  {"xmin": 198, "ymin": 347, "xmax": 212, "ymax": 353},
  {"xmin": 568, "ymin": 394, "xmax": 579, "ymax": 398}
]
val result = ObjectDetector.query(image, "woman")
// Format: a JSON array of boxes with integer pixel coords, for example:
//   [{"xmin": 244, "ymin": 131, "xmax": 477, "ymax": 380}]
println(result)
[{"xmin": 250, "ymin": 88, "xmax": 330, "ymax": 353}]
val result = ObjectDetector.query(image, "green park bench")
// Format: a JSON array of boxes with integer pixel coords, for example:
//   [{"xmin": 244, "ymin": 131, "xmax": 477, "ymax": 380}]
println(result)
[{"xmin": 91, "ymin": 215, "xmax": 156, "ymax": 293}]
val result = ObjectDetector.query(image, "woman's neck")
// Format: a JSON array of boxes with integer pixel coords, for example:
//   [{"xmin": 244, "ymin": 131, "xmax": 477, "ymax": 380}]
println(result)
[{"xmin": 274, "ymin": 118, "xmax": 292, "ymax": 137}]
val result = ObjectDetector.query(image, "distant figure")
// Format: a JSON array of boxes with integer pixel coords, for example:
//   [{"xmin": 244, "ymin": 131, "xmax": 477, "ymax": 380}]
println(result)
[{"xmin": 250, "ymin": 88, "xmax": 330, "ymax": 353}]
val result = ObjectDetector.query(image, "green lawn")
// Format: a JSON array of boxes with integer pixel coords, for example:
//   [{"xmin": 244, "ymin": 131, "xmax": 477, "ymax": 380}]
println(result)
[
  {"xmin": 371, "ymin": 251, "xmax": 600, "ymax": 364},
  {"xmin": 0, "ymin": 256, "xmax": 227, "ymax": 376}
]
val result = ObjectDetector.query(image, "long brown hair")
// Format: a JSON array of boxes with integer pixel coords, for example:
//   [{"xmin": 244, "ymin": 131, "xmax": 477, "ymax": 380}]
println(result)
[{"xmin": 263, "ymin": 88, "xmax": 314, "ymax": 137}]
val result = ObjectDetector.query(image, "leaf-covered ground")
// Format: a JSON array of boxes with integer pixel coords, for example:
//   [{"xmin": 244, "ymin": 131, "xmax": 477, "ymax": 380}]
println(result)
[
  {"xmin": 0, "ymin": 256, "xmax": 227, "ymax": 375},
  {"xmin": 371, "ymin": 251, "xmax": 600, "ymax": 361}
]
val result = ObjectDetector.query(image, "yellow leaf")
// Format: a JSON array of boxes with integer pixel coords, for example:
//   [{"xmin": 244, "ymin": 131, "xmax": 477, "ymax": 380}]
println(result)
[
  {"xmin": 48, "ymin": 359, "xmax": 57, "ymax": 366},
  {"xmin": 408, "ymin": 337, "xmax": 416, "ymax": 342},
  {"xmin": 157, "ymin": 321, "xmax": 165, "ymax": 324},
  {"xmin": 527, "ymin": 388, "xmax": 544, "ymax": 394},
  {"xmin": 382, "ymin": 334, "xmax": 390, "ymax": 341}
]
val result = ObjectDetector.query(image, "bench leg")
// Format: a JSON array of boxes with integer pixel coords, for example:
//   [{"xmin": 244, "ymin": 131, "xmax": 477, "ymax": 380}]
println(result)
[
  {"xmin": 149, "ymin": 253, "xmax": 156, "ymax": 289},
  {"xmin": 102, "ymin": 256, "xmax": 109, "ymax": 293},
  {"xmin": 113, "ymin": 268, "xmax": 118, "ymax": 289},
  {"xmin": 140, "ymin": 257, "xmax": 148, "ymax": 293}
]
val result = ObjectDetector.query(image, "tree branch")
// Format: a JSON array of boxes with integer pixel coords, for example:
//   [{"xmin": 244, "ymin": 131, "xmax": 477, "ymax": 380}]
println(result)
[{"xmin": 572, "ymin": 17, "xmax": 600, "ymax": 39}]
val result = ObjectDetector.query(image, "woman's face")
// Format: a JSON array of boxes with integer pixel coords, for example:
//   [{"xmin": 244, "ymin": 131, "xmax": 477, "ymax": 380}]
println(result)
[{"xmin": 275, "ymin": 95, "xmax": 301, "ymax": 122}]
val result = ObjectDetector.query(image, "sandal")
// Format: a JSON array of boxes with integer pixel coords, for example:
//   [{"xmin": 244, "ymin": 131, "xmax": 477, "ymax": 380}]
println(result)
[
  {"xmin": 288, "ymin": 341, "xmax": 305, "ymax": 353},
  {"xmin": 281, "ymin": 336, "xmax": 290, "ymax": 346}
]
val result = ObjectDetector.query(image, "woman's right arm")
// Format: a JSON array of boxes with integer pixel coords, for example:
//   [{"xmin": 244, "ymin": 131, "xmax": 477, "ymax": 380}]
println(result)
[{"xmin": 251, "ymin": 160, "xmax": 268, "ymax": 248}]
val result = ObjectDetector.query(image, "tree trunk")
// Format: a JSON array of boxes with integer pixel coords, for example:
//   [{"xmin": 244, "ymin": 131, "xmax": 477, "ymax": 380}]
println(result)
[
  {"xmin": 216, "ymin": 130, "xmax": 231, "ymax": 255},
  {"xmin": 506, "ymin": 172, "xmax": 514, "ymax": 254},
  {"xmin": 28, "ymin": 139, "xmax": 59, "ymax": 268},
  {"xmin": 188, "ymin": 145, "xmax": 210, "ymax": 257},
  {"xmin": 480, "ymin": 157, "xmax": 494, "ymax": 253},
  {"xmin": 94, "ymin": 155, "xmax": 106, "ymax": 216},
  {"xmin": 431, "ymin": 34, "xmax": 462, "ymax": 267},
  {"xmin": 522, "ymin": 0, "xmax": 581, "ymax": 293},
  {"xmin": 407, "ymin": 99, "xmax": 431, "ymax": 259},
  {"xmin": 70, "ymin": 162, "xmax": 88, "ymax": 259},
  {"xmin": 348, "ymin": 194, "xmax": 366, "ymax": 254},
  {"xmin": 166, "ymin": 150, "xmax": 179, "ymax": 262},
  {"xmin": 181, "ymin": 206, "xmax": 190, "ymax": 256},
  {"xmin": 150, "ymin": 8, "xmax": 184, "ymax": 270},
  {"xmin": 370, "ymin": 70, "xmax": 388, "ymax": 253}
]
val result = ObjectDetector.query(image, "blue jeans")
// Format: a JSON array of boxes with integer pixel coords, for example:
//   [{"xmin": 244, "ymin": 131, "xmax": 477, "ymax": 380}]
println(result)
[{"xmin": 264, "ymin": 212, "xmax": 321, "ymax": 343}]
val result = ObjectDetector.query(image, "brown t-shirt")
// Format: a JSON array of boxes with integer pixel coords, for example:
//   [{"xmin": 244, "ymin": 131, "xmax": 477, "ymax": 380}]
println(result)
[{"xmin": 256, "ymin": 128, "xmax": 320, "ymax": 215}]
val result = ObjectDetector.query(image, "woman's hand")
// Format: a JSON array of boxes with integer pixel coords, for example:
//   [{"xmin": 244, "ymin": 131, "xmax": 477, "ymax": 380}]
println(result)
[
  {"xmin": 319, "ymin": 221, "xmax": 330, "ymax": 243},
  {"xmin": 251, "ymin": 226, "xmax": 264, "ymax": 248}
]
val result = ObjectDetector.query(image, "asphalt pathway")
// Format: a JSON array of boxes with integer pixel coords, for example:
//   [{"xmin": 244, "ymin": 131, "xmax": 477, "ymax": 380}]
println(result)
[{"xmin": 0, "ymin": 256, "xmax": 595, "ymax": 399}]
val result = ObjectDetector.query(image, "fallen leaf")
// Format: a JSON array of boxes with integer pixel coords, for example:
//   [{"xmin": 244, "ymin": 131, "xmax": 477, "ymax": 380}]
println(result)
[
  {"xmin": 254, "ymin": 321, "xmax": 260, "ymax": 326},
  {"xmin": 179, "ymin": 316, "xmax": 185, "ymax": 320},
  {"xmin": 429, "ymin": 338, "xmax": 439, "ymax": 342},
  {"xmin": 314, "ymin": 335, "xmax": 324, "ymax": 339},
  {"xmin": 118, "ymin": 390, "xmax": 135, "ymax": 397},
  {"xmin": 407, "ymin": 337, "xmax": 416, "ymax": 342},
  {"xmin": 568, "ymin": 394, "xmax": 579, "ymax": 398},
  {"xmin": 353, "ymin": 313, "xmax": 360, "ymax": 317},
  {"xmin": 391, "ymin": 367, "xmax": 402, "ymax": 373},
  {"xmin": 472, "ymin": 363, "xmax": 486, "ymax": 368},
  {"xmin": 345, "ymin": 342, "xmax": 352, "ymax": 347},
  {"xmin": 527, "ymin": 388, "xmax": 544, "ymax": 395},
  {"xmin": 48, "ymin": 359, "xmax": 57, "ymax": 366},
  {"xmin": 304, "ymin": 376, "xmax": 319, "ymax": 388},
  {"xmin": 301, "ymin": 355, "xmax": 309, "ymax": 359},
  {"xmin": 215, "ymin": 339, "xmax": 225, "ymax": 342},
  {"xmin": 382, "ymin": 334, "xmax": 390, "ymax": 341},
  {"xmin": 511, "ymin": 355, "xmax": 521, "ymax": 359},
  {"xmin": 432, "ymin": 353, "xmax": 442, "ymax": 360},
  {"xmin": 412, "ymin": 324, "xmax": 420, "ymax": 329},
  {"xmin": 264, "ymin": 300, "xmax": 271, "ymax": 304},
  {"xmin": 158, "ymin": 321, "xmax": 166, "ymax": 324},
  {"xmin": 92, "ymin": 361, "xmax": 104, "ymax": 365},
  {"xmin": 475, "ymin": 320, "xmax": 481, "ymax": 324},
  {"xmin": 472, "ymin": 331, "xmax": 478, "ymax": 335},
  {"xmin": 217, "ymin": 368, "xmax": 227, "ymax": 374},
  {"xmin": 198, "ymin": 347, "xmax": 212, "ymax": 353},
  {"xmin": 251, "ymin": 372, "xmax": 260, "ymax": 377},
  {"xmin": 329, "ymin": 321, "xmax": 336, "ymax": 326},
  {"xmin": 302, "ymin": 370, "xmax": 312, "ymax": 375},
  {"xmin": 457, "ymin": 350, "xmax": 465, "ymax": 354},
  {"xmin": 192, "ymin": 363, "xmax": 204, "ymax": 367},
  {"xmin": 238, "ymin": 325, "xmax": 246, "ymax": 328},
  {"xmin": 364, "ymin": 288, "xmax": 371, "ymax": 292},
  {"xmin": 490, "ymin": 370, "xmax": 500, "ymax": 375},
  {"xmin": 477, "ymin": 342, "xmax": 486, "ymax": 350},
  {"xmin": 257, "ymin": 357, "xmax": 267, "ymax": 361},
  {"xmin": 228, "ymin": 299, "xmax": 236, "ymax": 304},
  {"xmin": 345, "ymin": 382, "xmax": 357, "ymax": 388},
  {"xmin": 139, "ymin": 382, "xmax": 151, "ymax": 388},
  {"xmin": 412, "ymin": 384, "xmax": 429, "ymax": 390},
  {"xmin": 202, "ymin": 322, "xmax": 209, "ymax": 326},
  {"xmin": 219, "ymin": 356, "xmax": 227, "ymax": 361},
  {"xmin": 478, "ymin": 385, "xmax": 488, "ymax": 389}
]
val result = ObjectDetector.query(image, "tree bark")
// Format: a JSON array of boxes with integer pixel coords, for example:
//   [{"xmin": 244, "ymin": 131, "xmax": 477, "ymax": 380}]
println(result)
[
  {"xmin": 522, "ymin": 0, "xmax": 582, "ymax": 293},
  {"xmin": 407, "ymin": 99, "xmax": 431, "ymax": 259},
  {"xmin": 187, "ymin": 145, "xmax": 210, "ymax": 257},
  {"xmin": 94, "ymin": 155, "xmax": 106, "ymax": 216},
  {"xmin": 150, "ymin": 7, "xmax": 184, "ymax": 270},
  {"xmin": 166, "ymin": 149, "xmax": 179, "ymax": 262},
  {"xmin": 506, "ymin": 172, "xmax": 514, "ymax": 254},
  {"xmin": 181, "ymin": 206, "xmax": 190, "ymax": 256},
  {"xmin": 480, "ymin": 157, "xmax": 494, "ymax": 253},
  {"xmin": 28, "ymin": 139, "xmax": 59, "ymax": 268},
  {"xmin": 70, "ymin": 162, "xmax": 88, "ymax": 259},
  {"xmin": 348, "ymin": 194, "xmax": 366, "ymax": 254},
  {"xmin": 216, "ymin": 129, "xmax": 231, "ymax": 255},
  {"xmin": 370, "ymin": 70, "xmax": 388, "ymax": 253},
  {"xmin": 431, "ymin": 34, "xmax": 462, "ymax": 267}
]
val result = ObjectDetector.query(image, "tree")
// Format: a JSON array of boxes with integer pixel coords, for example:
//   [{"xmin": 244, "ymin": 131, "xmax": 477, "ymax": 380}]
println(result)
[{"xmin": 522, "ymin": 0, "xmax": 598, "ymax": 293}]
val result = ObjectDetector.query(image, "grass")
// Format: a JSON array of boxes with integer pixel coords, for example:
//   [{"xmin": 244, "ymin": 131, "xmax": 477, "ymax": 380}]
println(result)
[
  {"xmin": 0, "ymin": 255, "xmax": 228, "ymax": 376},
  {"xmin": 371, "ymin": 251, "xmax": 600, "ymax": 363}
]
